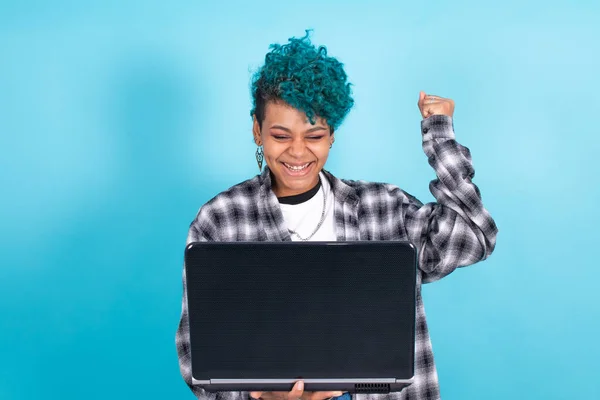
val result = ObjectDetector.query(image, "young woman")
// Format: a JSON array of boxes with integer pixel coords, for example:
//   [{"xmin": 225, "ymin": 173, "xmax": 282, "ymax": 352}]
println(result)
[{"xmin": 177, "ymin": 31, "xmax": 498, "ymax": 400}]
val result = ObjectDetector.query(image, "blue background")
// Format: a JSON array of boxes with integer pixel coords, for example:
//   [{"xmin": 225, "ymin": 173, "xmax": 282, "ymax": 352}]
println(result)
[{"xmin": 1, "ymin": 1, "xmax": 598, "ymax": 399}]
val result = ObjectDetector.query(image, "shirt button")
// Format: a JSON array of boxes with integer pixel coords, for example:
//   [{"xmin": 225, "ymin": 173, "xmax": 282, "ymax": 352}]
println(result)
[{"xmin": 422, "ymin": 127, "xmax": 429, "ymax": 134}]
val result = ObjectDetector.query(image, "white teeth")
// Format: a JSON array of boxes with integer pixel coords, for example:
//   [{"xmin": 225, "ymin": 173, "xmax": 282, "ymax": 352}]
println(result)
[{"xmin": 284, "ymin": 162, "xmax": 310, "ymax": 171}]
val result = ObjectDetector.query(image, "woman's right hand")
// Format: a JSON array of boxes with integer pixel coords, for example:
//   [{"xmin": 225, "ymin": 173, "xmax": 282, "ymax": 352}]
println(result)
[{"xmin": 250, "ymin": 380, "xmax": 345, "ymax": 400}]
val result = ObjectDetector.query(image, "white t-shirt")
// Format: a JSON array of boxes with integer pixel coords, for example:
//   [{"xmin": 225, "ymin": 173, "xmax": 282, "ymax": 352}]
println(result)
[{"xmin": 278, "ymin": 171, "xmax": 336, "ymax": 241}]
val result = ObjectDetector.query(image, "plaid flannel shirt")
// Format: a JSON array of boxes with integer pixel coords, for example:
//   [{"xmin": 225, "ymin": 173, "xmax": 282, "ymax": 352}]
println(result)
[{"xmin": 176, "ymin": 115, "xmax": 498, "ymax": 400}]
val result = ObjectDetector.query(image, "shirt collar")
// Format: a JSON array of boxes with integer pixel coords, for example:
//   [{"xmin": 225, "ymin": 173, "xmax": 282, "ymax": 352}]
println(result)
[
  {"xmin": 257, "ymin": 166, "xmax": 360, "ymax": 241},
  {"xmin": 258, "ymin": 167, "xmax": 358, "ymax": 205}
]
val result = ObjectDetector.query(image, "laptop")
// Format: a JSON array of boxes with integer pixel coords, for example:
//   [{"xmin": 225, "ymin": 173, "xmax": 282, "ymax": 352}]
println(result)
[{"xmin": 184, "ymin": 241, "xmax": 417, "ymax": 394}]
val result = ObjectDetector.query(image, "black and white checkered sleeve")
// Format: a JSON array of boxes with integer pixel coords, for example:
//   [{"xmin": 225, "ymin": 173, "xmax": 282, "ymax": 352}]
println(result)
[
  {"xmin": 401, "ymin": 115, "xmax": 498, "ymax": 283},
  {"xmin": 175, "ymin": 205, "xmax": 253, "ymax": 400}
]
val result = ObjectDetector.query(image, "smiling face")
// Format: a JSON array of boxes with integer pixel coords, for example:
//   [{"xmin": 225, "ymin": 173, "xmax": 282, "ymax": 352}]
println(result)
[{"xmin": 253, "ymin": 101, "xmax": 334, "ymax": 197}]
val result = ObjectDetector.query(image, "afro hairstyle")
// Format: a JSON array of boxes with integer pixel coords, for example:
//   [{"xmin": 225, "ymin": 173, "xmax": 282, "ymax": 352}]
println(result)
[{"xmin": 250, "ymin": 30, "xmax": 354, "ymax": 133}]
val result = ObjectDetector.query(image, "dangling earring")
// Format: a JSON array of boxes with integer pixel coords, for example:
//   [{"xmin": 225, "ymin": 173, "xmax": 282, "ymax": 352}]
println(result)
[{"xmin": 255, "ymin": 146, "xmax": 264, "ymax": 171}]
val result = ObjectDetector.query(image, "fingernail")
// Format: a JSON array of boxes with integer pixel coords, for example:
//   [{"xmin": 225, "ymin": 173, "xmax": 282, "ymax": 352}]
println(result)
[{"xmin": 297, "ymin": 381, "xmax": 304, "ymax": 391}]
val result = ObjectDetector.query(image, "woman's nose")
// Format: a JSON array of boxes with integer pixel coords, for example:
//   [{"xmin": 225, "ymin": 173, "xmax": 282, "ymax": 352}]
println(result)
[{"xmin": 288, "ymin": 138, "xmax": 307, "ymax": 157}]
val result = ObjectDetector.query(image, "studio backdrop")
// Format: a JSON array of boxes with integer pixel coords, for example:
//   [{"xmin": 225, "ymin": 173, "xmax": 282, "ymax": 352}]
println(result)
[{"xmin": 1, "ymin": 1, "xmax": 598, "ymax": 399}]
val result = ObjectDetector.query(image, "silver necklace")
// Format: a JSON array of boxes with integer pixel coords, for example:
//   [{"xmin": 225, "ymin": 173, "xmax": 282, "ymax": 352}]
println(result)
[{"xmin": 287, "ymin": 184, "xmax": 327, "ymax": 241}]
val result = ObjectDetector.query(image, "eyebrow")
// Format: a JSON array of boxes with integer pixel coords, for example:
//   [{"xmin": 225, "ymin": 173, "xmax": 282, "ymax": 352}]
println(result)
[{"xmin": 270, "ymin": 125, "xmax": 328, "ymax": 133}]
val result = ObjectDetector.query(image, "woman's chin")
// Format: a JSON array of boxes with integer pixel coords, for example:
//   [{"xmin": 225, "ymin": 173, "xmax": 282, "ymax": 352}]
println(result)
[{"xmin": 273, "ymin": 163, "xmax": 320, "ymax": 196}]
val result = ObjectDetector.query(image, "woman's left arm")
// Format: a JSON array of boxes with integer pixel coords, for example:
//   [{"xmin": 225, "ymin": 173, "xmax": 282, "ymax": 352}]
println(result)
[{"xmin": 401, "ymin": 93, "xmax": 498, "ymax": 283}]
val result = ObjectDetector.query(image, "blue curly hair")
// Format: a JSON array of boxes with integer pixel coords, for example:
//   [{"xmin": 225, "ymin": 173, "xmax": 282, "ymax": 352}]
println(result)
[{"xmin": 250, "ymin": 30, "xmax": 354, "ymax": 133}]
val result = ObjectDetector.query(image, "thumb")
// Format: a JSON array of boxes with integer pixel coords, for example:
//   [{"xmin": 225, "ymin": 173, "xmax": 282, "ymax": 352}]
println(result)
[
  {"xmin": 250, "ymin": 392, "xmax": 264, "ymax": 399},
  {"xmin": 419, "ymin": 91, "xmax": 426, "ymax": 103},
  {"xmin": 289, "ymin": 380, "xmax": 305, "ymax": 398}
]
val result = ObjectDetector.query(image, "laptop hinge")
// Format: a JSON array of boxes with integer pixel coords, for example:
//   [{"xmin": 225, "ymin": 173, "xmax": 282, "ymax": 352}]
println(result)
[{"xmin": 210, "ymin": 378, "xmax": 397, "ymax": 383}]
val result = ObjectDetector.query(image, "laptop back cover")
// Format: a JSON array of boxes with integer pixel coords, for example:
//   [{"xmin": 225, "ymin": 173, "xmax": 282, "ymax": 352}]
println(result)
[{"xmin": 184, "ymin": 241, "xmax": 417, "ymax": 393}]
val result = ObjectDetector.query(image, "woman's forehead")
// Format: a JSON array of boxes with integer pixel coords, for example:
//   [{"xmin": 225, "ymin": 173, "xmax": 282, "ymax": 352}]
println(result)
[{"xmin": 264, "ymin": 101, "xmax": 328, "ymax": 129}]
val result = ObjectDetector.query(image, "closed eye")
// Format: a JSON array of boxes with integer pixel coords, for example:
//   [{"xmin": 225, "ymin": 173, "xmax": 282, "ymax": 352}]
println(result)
[{"xmin": 270, "ymin": 134, "xmax": 325, "ymax": 141}]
